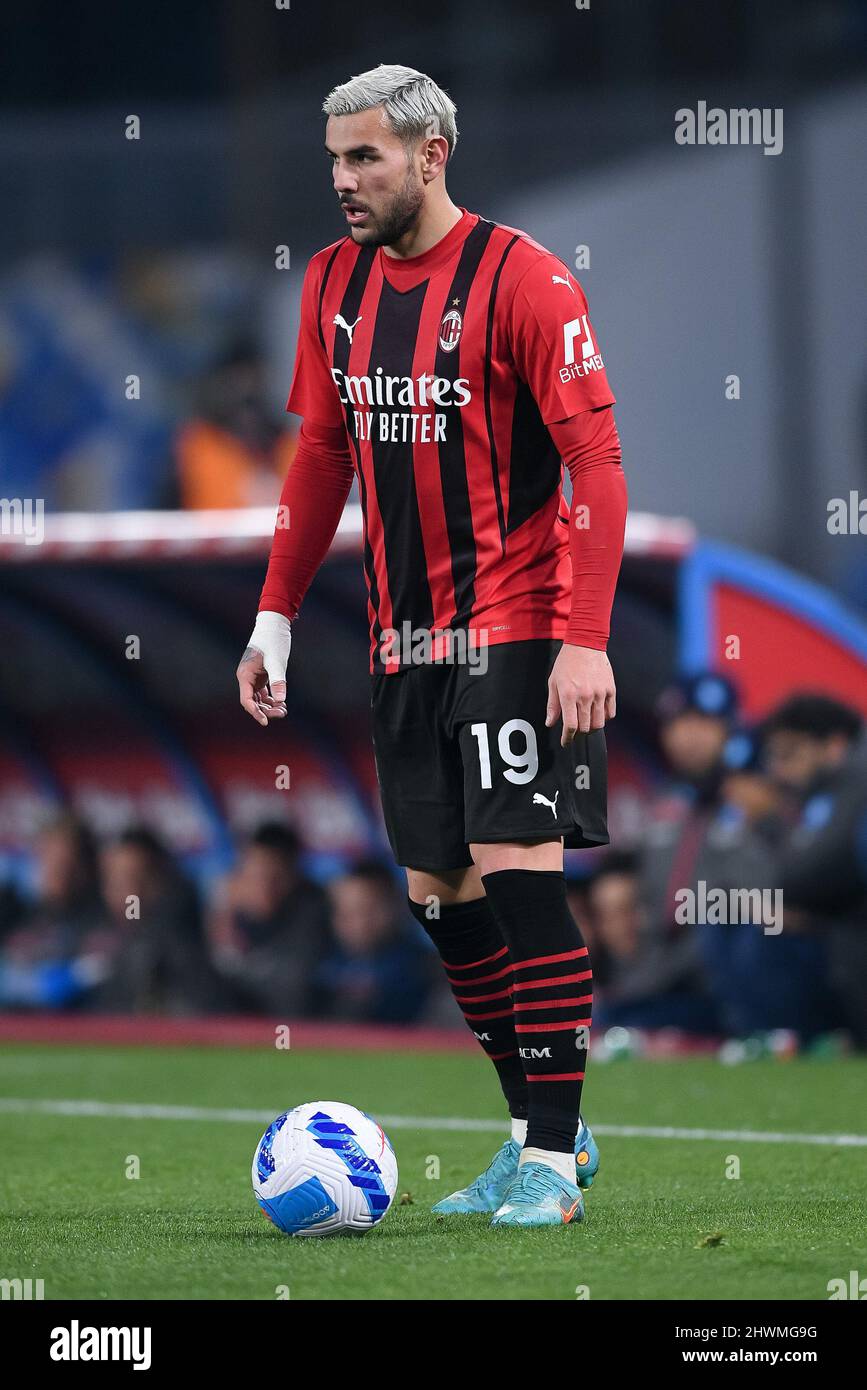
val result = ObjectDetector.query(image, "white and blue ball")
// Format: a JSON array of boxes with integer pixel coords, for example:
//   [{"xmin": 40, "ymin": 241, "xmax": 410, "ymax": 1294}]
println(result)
[{"xmin": 252, "ymin": 1100, "xmax": 398, "ymax": 1236}]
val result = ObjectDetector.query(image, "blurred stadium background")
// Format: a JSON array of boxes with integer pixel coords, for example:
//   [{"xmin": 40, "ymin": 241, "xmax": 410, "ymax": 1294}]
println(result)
[{"xmin": 1, "ymin": 0, "xmax": 866, "ymax": 1054}]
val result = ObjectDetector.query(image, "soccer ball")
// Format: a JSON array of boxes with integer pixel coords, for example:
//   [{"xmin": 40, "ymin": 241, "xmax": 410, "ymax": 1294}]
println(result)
[{"xmin": 252, "ymin": 1101, "xmax": 398, "ymax": 1236}]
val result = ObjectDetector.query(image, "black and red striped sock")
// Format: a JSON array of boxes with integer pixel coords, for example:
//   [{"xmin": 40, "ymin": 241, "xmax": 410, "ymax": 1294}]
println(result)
[
  {"xmin": 407, "ymin": 894, "xmax": 527, "ymax": 1120},
  {"xmin": 480, "ymin": 868, "xmax": 592, "ymax": 1154}
]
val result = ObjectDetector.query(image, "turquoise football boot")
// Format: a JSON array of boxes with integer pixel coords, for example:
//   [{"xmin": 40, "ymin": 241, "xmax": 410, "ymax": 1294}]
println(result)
[
  {"xmin": 574, "ymin": 1115, "xmax": 600, "ymax": 1189},
  {"xmin": 433, "ymin": 1116, "xmax": 599, "ymax": 1215},
  {"xmin": 491, "ymin": 1160, "xmax": 585, "ymax": 1228},
  {"xmin": 432, "ymin": 1138, "xmax": 521, "ymax": 1215}
]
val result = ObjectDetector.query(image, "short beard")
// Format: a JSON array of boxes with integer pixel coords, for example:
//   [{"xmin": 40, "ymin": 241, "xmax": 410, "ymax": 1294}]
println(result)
[{"xmin": 357, "ymin": 168, "xmax": 424, "ymax": 248}]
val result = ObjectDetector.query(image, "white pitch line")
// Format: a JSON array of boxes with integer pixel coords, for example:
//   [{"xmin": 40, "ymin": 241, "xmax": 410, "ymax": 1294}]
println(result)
[{"xmin": 0, "ymin": 1097, "xmax": 865, "ymax": 1148}]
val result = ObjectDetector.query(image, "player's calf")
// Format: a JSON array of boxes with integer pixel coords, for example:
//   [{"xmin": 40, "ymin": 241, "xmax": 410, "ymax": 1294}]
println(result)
[
  {"xmin": 481, "ymin": 866, "xmax": 593, "ymax": 1169},
  {"xmin": 407, "ymin": 893, "xmax": 528, "ymax": 1122}
]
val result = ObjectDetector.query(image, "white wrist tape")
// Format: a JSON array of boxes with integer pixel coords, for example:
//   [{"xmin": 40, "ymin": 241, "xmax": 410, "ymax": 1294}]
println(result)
[{"xmin": 247, "ymin": 610, "xmax": 292, "ymax": 686}]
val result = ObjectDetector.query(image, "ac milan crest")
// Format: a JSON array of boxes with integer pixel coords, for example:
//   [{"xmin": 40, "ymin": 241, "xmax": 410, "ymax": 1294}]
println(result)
[{"xmin": 438, "ymin": 308, "xmax": 463, "ymax": 352}]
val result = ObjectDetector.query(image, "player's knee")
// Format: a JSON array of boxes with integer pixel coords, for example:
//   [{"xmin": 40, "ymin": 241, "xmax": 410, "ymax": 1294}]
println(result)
[
  {"xmin": 406, "ymin": 863, "xmax": 483, "ymax": 905},
  {"xmin": 469, "ymin": 838, "xmax": 563, "ymax": 877}
]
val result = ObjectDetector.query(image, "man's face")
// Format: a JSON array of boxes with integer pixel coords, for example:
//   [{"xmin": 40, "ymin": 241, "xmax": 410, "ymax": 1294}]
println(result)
[
  {"xmin": 38, "ymin": 828, "xmax": 87, "ymax": 904},
  {"xmin": 659, "ymin": 711, "xmax": 728, "ymax": 779},
  {"xmin": 237, "ymin": 847, "xmax": 296, "ymax": 919},
  {"xmin": 326, "ymin": 108, "xmax": 424, "ymax": 247},
  {"xmin": 329, "ymin": 877, "xmax": 394, "ymax": 956},
  {"xmin": 589, "ymin": 873, "xmax": 642, "ymax": 959},
  {"xmin": 764, "ymin": 731, "xmax": 845, "ymax": 792},
  {"xmin": 100, "ymin": 845, "xmax": 153, "ymax": 919}
]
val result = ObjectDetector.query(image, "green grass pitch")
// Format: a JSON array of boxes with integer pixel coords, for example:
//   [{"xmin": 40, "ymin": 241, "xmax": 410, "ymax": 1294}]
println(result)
[{"xmin": 1, "ymin": 1043, "xmax": 865, "ymax": 1301}]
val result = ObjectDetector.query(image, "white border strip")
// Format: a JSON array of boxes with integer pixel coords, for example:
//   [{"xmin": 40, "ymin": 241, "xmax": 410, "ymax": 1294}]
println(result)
[
  {"xmin": 0, "ymin": 1097, "xmax": 864, "ymax": 1147},
  {"xmin": 0, "ymin": 507, "xmax": 695, "ymax": 558}
]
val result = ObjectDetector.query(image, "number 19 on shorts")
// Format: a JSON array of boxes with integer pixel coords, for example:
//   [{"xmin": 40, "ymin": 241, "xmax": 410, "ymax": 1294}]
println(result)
[{"xmin": 470, "ymin": 720, "xmax": 539, "ymax": 787}]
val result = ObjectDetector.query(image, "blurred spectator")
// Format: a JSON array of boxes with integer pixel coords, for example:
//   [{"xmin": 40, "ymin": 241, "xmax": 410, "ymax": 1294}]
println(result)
[
  {"xmin": 88, "ymin": 828, "xmax": 223, "ymax": 1014},
  {"xmin": 655, "ymin": 672, "xmax": 736, "ymax": 789},
  {"xmin": 717, "ymin": 726, "xmax": 786, "ymax": 840},
  {"xmin": 588, "ymin": 851, "xmax": 720, "ymax": 1032},
  {"xmin": 313, "ymin": 860, "xmax": 434, "ymax": 1024},
  {"xmin": 99, "ymin": 827, "xmax": 201, "ymax": 938},
  {"xmin": 174, "ymin": 340, "xmax": 296, "ymax": 508},
  {"xmin": 586, "ymin": 852, "xmax": 644, "ymax": 990},
  {"xmin": 0, "ymin": 813, "xmax": 105, "ymax": 1009},
  {"xmin": 637, "ymin": 681, "xmax": 844, "ymax": 1041},
  {"xmin": 762, "ymin": 694, "xmax": 867, "ymax": 1046},
  {"xmin": 694, "ymin": 716, "xmax": 845, "ymax": 1040},
  {"xmin": 207, "ymin": 821, "xmax": 330, "ymax": 1015},
  {"xmin": 624, "ymin": 673, "xmax": 742, "ymax": 1030},
  {"xmin": 29, "ymin": 813, "xmax": 102, "ymax": 924}
]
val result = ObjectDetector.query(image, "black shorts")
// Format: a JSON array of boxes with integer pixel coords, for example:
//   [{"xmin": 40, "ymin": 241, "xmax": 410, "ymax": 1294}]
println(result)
[{"xmin": 370, "ymin": 638, "xmax": 609, "ymax": 871}]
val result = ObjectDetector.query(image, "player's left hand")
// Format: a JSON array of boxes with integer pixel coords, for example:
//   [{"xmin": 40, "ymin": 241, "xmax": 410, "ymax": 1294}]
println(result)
[{"xmin": 546, "ymin": 644, "xmax": 616, "ymax": 745}]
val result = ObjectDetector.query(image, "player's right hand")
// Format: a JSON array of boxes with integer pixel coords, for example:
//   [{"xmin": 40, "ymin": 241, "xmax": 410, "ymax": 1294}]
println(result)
[{"xmin": 237, "ymin": 610, "xmax": 291, "ymax": 727}]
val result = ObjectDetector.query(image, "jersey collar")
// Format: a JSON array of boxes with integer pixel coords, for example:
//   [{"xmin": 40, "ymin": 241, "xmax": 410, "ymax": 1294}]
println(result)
[{"xmin": 378, "ymin": 208, "xmax": 479, "ymax": 287}]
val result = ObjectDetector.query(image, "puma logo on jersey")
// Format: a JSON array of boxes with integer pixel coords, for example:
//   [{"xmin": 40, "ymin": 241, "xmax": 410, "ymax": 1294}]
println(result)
[
  {"xmin": 552, "ymin": 274, "xmax": 574, "ymax": 291},
  {"xmin": 333, "ymin": 313, "xmax": 362, "ymax": 344},
  {"xmin": 532, "ymin": 790, "xmax": 560, "ymax": 819}
]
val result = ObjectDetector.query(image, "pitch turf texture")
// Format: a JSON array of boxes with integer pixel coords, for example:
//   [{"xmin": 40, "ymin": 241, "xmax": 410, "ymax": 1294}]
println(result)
[{"xmin": 1, "ymin": 1044, "xmax": 864, "ymax": 1301}]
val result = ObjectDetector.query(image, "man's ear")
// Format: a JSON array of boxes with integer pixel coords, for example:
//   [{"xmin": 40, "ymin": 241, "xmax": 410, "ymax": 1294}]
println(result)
[{"xmin": 420, "ymin": 136, "xmax": 449, "ymax": 182}]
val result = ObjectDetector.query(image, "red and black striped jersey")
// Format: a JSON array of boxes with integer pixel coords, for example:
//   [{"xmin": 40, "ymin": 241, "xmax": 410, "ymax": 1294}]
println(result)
[{"xmin": 287, "ymin": 207, "xmax": 616, "ymax": 674}]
